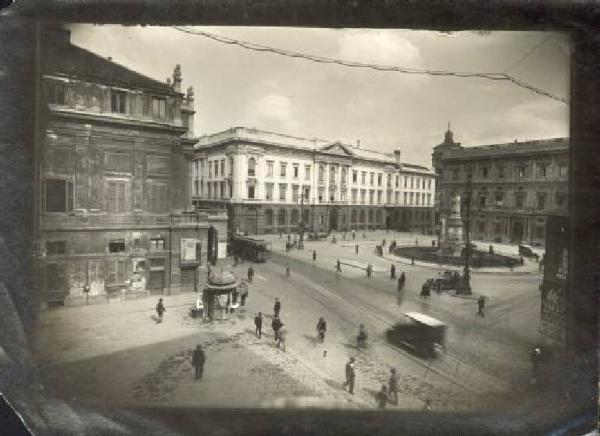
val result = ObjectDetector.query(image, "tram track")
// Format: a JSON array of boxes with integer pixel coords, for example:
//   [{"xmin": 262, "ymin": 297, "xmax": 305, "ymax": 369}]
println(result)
[{"xmin": 267, "ymin": 253, "xmax": 514, "ymax": 400}]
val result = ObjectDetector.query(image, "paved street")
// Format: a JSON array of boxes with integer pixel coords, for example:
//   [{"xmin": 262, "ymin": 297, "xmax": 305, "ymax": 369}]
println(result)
[{"xmin": 32, "ymin": 231, "xmax": 546, "ymax": 413}]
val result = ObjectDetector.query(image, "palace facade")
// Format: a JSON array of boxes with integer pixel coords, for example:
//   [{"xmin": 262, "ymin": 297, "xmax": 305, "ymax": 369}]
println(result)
[
  {"xmin": 36, "ymin": 27, "xmax": 227, "ymax": 306},
  {"xmin": 192, "ymin": 127, "xmax": 436, "ymax": 235},
  {"xmin": 432, "ymin": 128, "xmax": 569, "ymax": 246}
]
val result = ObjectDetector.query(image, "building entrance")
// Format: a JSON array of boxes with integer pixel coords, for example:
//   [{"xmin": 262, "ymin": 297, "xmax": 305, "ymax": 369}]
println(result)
[
  {"xmin": 511, "ymin": 221, "xmax": 524, "ymax": 242},
  {"xmin": 330, "ymin": 208, "xmax": 339, "ymax": 231}
]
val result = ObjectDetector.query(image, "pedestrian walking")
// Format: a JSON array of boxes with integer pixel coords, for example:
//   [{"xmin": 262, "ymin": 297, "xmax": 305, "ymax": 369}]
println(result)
[
  {"xmin": 355, "ymin": 244, "xmax": 359, "ymax": 255},
  {"xmin": 420, "ymin": 282, "xmax": 430, "ymax": 298},
  {"xmin": 240, "ymin": 280, "xmax": 249, "ymax": 306},
  {"xmin": 352, "ymin": 229, "xmax": 356, "ymax": 240},
  {"xmin": 312, "ymin": 249, "xmax": 317, "ymax": 263},
  {"xmin": 388, "ymin": 368, "xmax": 399, "ymax": 405},
  {"xmin": 274, "ymin": 297, "xmax": 281, "ymax": 318},
  {"xmin": 478, "ymin": 295, "xmax": 486, "ymax": 317},
  {"xmin": 277, "ymin": 327, "xmax": 286, "ymax": 352},
  {"xmin": 285, "ymin": 264, "xmax": 291, "ymax": 277},
  {"xmin": 390, "ymin": 264, "xmax": 396, "ymax": 279},
  {"xmin": 156, "ymin": 298, "xmax": 166, "ymax": 323},
  {"xmin": 344, "ymin": 357, "xmax": 356, "ymax": 394},
  {"xmin": 335, "ymin": 259, "xmax": 342, "ymax": 273},
  {"xmin": 530, "ymin": 347, "xmax": 543, "ymax": 384},
  {"xmin": 343, "ymin": 232, "xmax": 346, "ymax": 241},
  {"xmin": 254, "ymin": 312, "xmax": 263, "ymax": 338},
  {"xmin": 192, "ymin": 344, "xmax": 206, "ymax": 381},
  {"xmin": 247, "ymin": 266, "xmax": 254, "ymax": 282},
  {"xmin": 317, "ymin": 317, "xmax": 327, "ymax": 343},
  {"xmin": 376, "ymin": 385, "xmax": 388, "ymax": 409},
  {"xmin": 411, "ymin": 257, "xmax": 415, "ymax": 266},
  {"xmin": 366, "ymin": 264, "xmax": 372, "ymax": 278},
  {"xmin": 397, "ymin": 277, "xmax": 404, "ymax": 292},
  {"xmin": 271, "ymin": 315, "xmax": 283, "ymax": 341}
]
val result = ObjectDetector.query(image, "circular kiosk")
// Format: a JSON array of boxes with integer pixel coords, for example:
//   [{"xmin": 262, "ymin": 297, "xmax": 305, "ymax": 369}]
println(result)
[{"xmin": 202, "ymin": 270, "xmax": 241, "ymax": 321}]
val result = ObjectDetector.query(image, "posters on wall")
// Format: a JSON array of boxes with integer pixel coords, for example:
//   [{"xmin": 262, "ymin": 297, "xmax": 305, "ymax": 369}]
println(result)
[
  {"xmin": 218, "ymin": 241, "xmax": 227, "ymax": 259},
  {"xmin": 180, "ymin": 238, "xmax": 199, "ymax": 265}
]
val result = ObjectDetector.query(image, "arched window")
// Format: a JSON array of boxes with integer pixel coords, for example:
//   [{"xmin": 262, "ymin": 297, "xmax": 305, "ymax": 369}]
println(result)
[
  {"xmin": 351, "ymin": 209, "xmax": 357, "ymax": 223},
  {"xmin": 265, "ymin": 209, "xmax": 274, "ymax": 226},
  {"xmin": 376, "ymin": 209, "xmax": 382, "ymax": 223},
  {"xmin": 359, "ymin": 209, "xmax": 365, "ymax": 223},
  {"xmin": 291, "ymin": 209, "xmax": 299, "ymax": 225},
  {"xmin": 368, "ymin": 209, "xmax": 374, "ymax": 223},
  {"xmin": 248, "ymin": 158, "xmax": 256, "ymax": 177},
  {"xmin": 278, "ymin": 209, "xmax": 287, "ymax": 226}
]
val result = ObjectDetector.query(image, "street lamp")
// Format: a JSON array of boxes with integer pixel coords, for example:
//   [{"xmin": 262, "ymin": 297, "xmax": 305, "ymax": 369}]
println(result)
[
  {"xmin": 461, "ymin": 172, "xmax": 473, "ymax": 295},
  {"xmin": 298, "ymin": 188, "xmax": 305, "ymax": 249}
]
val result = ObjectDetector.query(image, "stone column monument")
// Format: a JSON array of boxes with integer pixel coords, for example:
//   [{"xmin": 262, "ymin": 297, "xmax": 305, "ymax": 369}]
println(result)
[{"xmin": 440, "ymin": 194, "xmax": 464, "ymax": 256}]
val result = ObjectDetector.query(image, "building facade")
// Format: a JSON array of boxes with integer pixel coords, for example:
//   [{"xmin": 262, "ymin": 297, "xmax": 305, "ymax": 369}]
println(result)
[
  {"xmin": 432, "ymin": 128, "xmax": 569, "ymax": 246},
  {"xmin": 36, "ymin": 27, "xmax": 227, "ymax": 306},
  {"xmin": 192, "ymin": 127, "xmax": 435, "ymax": 235}
]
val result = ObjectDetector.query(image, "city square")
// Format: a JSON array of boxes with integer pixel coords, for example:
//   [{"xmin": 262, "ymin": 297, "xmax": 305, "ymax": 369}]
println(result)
[{"xmin": 3, "ymin": 19, "xmax": 594, "ymax": 435}]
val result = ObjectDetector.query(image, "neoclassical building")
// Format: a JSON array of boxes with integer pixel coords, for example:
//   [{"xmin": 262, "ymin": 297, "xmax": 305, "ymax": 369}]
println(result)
[
  {"xmin": 192, "ymin": 127, "xmax": 436, "ymax": 235},
  {"xmin": 36, "ymin": 27, "xmax": 227, "ymax": 306},
  {"xmin": 432, "ymin": 127, "xmax": 569, "ymax": 246}
]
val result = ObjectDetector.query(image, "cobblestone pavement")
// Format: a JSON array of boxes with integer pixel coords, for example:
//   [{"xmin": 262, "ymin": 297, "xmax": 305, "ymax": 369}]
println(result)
[{"xmin": 32, "ymin": 231, "xmax": 544, "ymax": 412}]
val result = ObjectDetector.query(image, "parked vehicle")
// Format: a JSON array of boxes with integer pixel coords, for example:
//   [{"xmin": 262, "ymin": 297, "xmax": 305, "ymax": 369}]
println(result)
[
  {"xmin": 428, "ymin": 270, "xmax": 465, "ymax": 292},
  {"xmin": 230, "ymin": 236, "xmax": 271, "ymax": 262},
  {"xmin": 307, "ymin": 232, "xmax": 329, "ymax": 241},
  {"xmin": 386, "ymin": 312, "xmax": 447, "ymax": 358},
  {"xmin": 518, "ymin": 244, "xmax": 536, "ymax": 258}
]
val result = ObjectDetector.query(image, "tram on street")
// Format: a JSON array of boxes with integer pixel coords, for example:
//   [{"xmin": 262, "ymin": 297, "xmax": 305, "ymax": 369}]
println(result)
[
  {"xmin": 230, "ymin": 236, "xmax": 271, "ymax": 263},
  {"xmin": 386, "ymin": 312, "xmax": 447, "ymax": 358}
]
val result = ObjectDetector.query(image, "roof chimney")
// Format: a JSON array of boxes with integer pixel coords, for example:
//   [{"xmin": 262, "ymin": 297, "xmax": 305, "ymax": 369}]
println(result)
[{"xmin": 394, "ymin": 150, "xmax": 401, "ymax": 165}]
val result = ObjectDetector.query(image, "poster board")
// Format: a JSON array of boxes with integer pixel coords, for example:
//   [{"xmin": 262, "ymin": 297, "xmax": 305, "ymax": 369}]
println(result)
[{"xmin": 180, "ymin": 238, "xmax": 199, "ymax": 265}]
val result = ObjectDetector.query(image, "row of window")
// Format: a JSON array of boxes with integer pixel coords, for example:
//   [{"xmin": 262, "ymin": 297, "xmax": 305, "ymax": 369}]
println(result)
[
  {"xmin": 262, "ymin": 208, "xmax": 386, "ymax": 226},
  {"xmin": 45, "ymin": 237, "xmax": 166, "ymax": 256},
  {"xmin": 196, "ymin": 155, "xmax": 433, "ymax": 191},
  {"xmin": 446, "ymin": 161, "xmax": 568, "ymax": 181},
  {"xmin": 47, "ymin": 82, "xmax": 167, "ymax": 119},
  {"xmin": 453, "ymin": 188, "xmax": 566, "ymax": 210},
  {"xmin": 44, "ymin": 179, "xmax": 170, "ymax": 213}
]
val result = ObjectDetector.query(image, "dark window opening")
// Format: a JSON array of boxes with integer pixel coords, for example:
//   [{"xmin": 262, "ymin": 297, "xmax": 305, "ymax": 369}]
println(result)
[
  {"xmin": 45, "ymin": 179, "xmax": 73, "ymax": 213},
  {"xmin": 108, "ymin": 240, "xmax": 126, "ymax": 253},
  {"xmin": 46, "ymin": 240, "xmax": 66, "ymax": 255}
]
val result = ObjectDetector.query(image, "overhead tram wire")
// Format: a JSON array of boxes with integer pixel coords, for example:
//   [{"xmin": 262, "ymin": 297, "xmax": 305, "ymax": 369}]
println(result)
[{"xmin": 173, "ymin": 26, "xmax": 568, "ymax": 104}]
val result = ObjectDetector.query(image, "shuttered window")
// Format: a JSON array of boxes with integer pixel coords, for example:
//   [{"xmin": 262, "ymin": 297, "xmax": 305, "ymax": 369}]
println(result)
[
  {"xmin": 107, "ymin": 180, "xmax": 127, "ymax": 213},
  {"xmin": 45, "ymin": 179, "xmax": 73, "ymax": 213}
]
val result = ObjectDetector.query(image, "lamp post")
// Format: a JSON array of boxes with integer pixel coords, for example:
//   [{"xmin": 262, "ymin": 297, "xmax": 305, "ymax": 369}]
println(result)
[
  {"xmin": 298, "ymin": 188, "xmax": 305, "ymax": 249},
  {"xmin": 461, "ymin": 172, "xmax": 473, "ymax": 295}
]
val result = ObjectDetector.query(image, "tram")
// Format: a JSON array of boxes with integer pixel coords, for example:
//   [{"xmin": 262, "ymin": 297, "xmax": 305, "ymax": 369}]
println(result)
[{"xmin": 230, "ymin": 236, "xmax": 271, "ymax": 263}]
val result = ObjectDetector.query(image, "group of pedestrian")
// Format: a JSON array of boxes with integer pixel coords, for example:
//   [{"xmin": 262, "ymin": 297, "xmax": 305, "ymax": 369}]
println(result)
[
  {"xmin": 375, "ymin": 368, "xmax": 400, "ymax": 409},
  {"xmin": 254, "ymin": 297, "xmax": 286, "ymax": 351}
]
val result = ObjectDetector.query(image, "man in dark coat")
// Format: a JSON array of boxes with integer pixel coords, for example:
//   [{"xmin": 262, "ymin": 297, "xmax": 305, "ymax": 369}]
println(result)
[
  {"xmin": 478, "ymin": 296, "xmax": 486, "ymax": 317},
  {"xmin": 335, "ymin": 259, "xmax": 342, "ymax": 273},
  {"xmin": 254, "ymin": 312, "xmax": 263, "ymax": 338},
  {"xmin": 316, "ymin": 317, "xmax": 327, "ymax": 342},
  {"xmin": 192, "ymin": 344, "xmax": 206, "ymax": 381},
  {"xmin": 271, "ymin": 316, "xmax": 283, "ymax": 341},
  {"xmin": 344, "ymin": 357, "xmax": 356, "ymax": 394},
  {"xmin": 355, "ymin": 244, "xmax": 359, "ymax": 255},
  {"xmin": 376, "ymin": 385, "xmax": 388, "ymax": 409},
  {"xmin": 274, "ymin": 297, "xmax": 281, "ymax": 317},
  {"xmin": 400, "ymin": 272, "xmax": 406, "ymax": 284},
  {"xmin": 156, "ymin": 298, "xmax": 166, "ymax": 323},
  {"xmin": 390, "ymin": 264, "xmax": 396, "ymax": 279},
  {"xmin": 247, "ymin": 266, "xmax": 254, "ymax": 282},
  {"xmin": 388, "ymin": 368, "xmax": 399, "ymax": 405},
  {"xmin": 312, "ymin": 250, "xmax": 317, "ymax": 263}
]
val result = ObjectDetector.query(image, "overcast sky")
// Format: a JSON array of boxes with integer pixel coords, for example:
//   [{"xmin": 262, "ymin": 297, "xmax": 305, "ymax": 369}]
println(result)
[{"xmin": 69, "ymin": 25, "xmax": 570, "ymax": 166}]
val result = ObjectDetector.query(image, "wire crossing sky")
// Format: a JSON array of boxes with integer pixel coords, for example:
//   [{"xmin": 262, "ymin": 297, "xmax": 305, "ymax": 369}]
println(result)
[
  {"xmin": 174, "ymin": 26, "xmax": 568, "ymax": 104},
  {"xmin": 70, "ymin": 25, "xmax": 570, "ymax": 165}
]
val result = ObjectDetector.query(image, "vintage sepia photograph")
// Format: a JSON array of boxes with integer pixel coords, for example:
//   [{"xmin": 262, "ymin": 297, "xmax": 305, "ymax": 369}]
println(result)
[{"xmin": 0, "ymin": 6, "xmax": 598, "ymax": 434}]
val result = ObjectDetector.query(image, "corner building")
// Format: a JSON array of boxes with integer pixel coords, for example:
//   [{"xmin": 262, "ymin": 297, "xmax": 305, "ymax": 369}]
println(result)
[
  {"xmin": 36, "ymin": 27, "xmax": 227, "ymax": 306},
  {"xmin": 192, "ymin": 127, "xmax": 435, "ymax": 235},
  {"xmin": 432, "ymin": 128, "xmax": 568, "ymax": 246}
]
